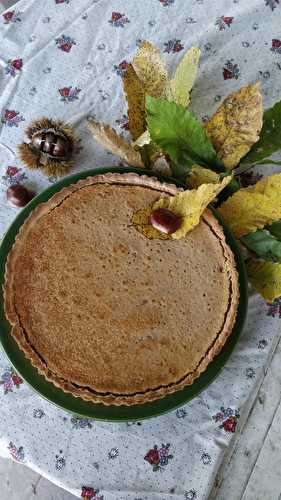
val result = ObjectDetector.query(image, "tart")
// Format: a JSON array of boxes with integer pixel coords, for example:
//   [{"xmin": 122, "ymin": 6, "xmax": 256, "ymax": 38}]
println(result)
[{"xmin": 4, "ymin": 172, "xmax": 239, "ymax": 406}]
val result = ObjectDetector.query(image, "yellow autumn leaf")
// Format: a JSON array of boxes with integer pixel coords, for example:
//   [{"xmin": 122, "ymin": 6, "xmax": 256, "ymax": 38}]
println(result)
[
  {"xmin": 132, "ymin": 175, "xmax": 231, "ymax": 240},
  {"xmin": 219, "ymin": 173, "xmax": 281, "ymax": 238},
  {"xmin": 132, "ymin": 41, "xmax": 169, "ymax": 99},
  {"xmin": 247, "ymin": 259, "xmax": 281, "ymax": 303},
  {"xmin": 187, "ymin": 165, "xmax": 220, "ymax": 189},
  {"xmin": 169, "ymin": 47, "xmax": 200, "ymax": 107},
  {"xmin": 88, "ymin": 118, "xmax": 144, "ymax": 168},
  {"xmin": 205, "ymin": 82, "xmax": 263, "ymax": 169},
  {"xmin": 122, "ymin": 64, "xmax": 146, "ymax": 140}
]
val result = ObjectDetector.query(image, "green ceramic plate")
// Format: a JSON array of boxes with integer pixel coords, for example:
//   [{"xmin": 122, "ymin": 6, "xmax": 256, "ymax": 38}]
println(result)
[{"xmin": 0, "ymin": 167, "xmax": 248, "ymax": 421}]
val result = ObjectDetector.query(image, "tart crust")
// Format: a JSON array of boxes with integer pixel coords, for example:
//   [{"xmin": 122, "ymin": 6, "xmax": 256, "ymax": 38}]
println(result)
[{"xmin": 4, "ymin": 172, "xmax": 239, "ymax": 406}]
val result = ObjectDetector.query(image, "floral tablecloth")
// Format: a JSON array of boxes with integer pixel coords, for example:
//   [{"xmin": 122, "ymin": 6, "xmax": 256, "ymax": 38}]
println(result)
[{"xmin": 0, "ymin": 1, "xmax": 281, "ymax": 498}]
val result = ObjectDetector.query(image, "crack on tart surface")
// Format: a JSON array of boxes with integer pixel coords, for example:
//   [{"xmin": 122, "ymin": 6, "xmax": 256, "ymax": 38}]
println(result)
[{"xmin": 4, "ymin": 173, "xmax": 239, "ymax": 406}]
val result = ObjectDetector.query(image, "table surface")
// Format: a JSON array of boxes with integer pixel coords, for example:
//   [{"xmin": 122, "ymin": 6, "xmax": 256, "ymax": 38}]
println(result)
[
  {"xmin": 0, "ymin": 0, "xmax": 281, "ymax": 499},
  {"xmin": 1, "ymin": 336, "xmax": 281, "ymax": 500}
]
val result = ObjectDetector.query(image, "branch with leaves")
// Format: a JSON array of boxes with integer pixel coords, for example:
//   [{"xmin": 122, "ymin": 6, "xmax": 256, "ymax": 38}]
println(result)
[
  {"xmin": 88, "ymin": 41, "xmax": 202, "ymax": 173},
  {"xmin": 87, "ymin": 40, "xmax": 281, "ymax": 302}
]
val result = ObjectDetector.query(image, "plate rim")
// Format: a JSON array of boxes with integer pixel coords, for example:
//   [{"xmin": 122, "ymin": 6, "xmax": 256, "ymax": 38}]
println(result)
[{"xmin": 0, "ymin": 166, "xmax": 248, "ymax": 421}]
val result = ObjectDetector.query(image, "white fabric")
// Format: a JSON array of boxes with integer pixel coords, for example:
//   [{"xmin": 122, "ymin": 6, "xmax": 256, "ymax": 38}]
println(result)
[{"xmin": 0, "ymin": 1, "xmax": 281, "ymax": 498}]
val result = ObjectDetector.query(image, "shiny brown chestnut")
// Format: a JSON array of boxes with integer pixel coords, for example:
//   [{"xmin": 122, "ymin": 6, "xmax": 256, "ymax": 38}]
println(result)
[
  {"xmin": 150, "ymin": 208, "xmax": 182, "ymax": 234},
  {"xmin": 7, "ymin": 185, "xmax": 34, "ymax": 207},
  {"xmin": 31, "ymin": 131, "xmax": 70, "ymax": 157}
]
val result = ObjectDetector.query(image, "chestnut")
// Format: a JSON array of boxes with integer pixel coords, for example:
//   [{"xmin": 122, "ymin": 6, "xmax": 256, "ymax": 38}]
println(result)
[
  {"xmin": 150, "ymin": 208, "xmax": 182, "ymax": 234},
  {"xmin": 31, "ymin": 131, "xmax": 70, "ymax": 157},
  {"xmin": 7, "ymin": 185, "xmax": 34, "ymax": 207}
]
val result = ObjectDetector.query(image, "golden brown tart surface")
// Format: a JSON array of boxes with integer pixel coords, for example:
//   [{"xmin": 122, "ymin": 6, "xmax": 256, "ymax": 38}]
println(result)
[{"xmin": 4, "ymin": 173, "xmax": 239, "ymax": 405}]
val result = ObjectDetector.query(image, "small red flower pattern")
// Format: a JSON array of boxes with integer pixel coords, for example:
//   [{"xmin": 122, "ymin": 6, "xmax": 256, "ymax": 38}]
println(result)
[
  {"xmin": 59, "ymin": 86, "xmax": 81, "ymax": 102},
  {"xmin": 144, "ymin": 443, "xmax": 173, "ymax": 471},
  {"xmin": 267, "ymin": 297, "xmax": 281, "ymax": 318},
  {"xmin": 2, "ymin": 10, "xmax": 22, "ymax": 23},
  {"xmin": 163, "ymin": 39, "xmax": 184, "ymax": 53},
  {"xmin": 2, "ymin": 109, "xmax": 25, "ymax": 127},
  {"xmin": 55, "ymin": 34, "xmax": 76, "ymax": 52},
  {"xmin": 5, "ymin": 58, "xmax": 23, "ymax": 77},
  {"xmin": 108, "ymin": 12, "xmax": 130, "ymax": 28},
  {"xmin": 114, "ymin": 60, "xmax": 129, "ymax": 76},
  {"xmin": 223, "ymin": 60, "xmax": 240, "ymax": 80},
  {"xmin": 8, "ymin": 442, "xmax": 25, "ymax": 462},
  {"xmin": 2, "ymin": 166, "xmax": 28, "ymax": 186},
  {"xmin": 216, "ymin": 16, "xmax": 234, "ymax": 30},
  {"xmin": 213, "ymin": 407, "xmax": 240, "ymax": 433},
  {"xmin": 159, "ymin": 0, "xmax": 175, "ymax": 5},
  {"xmin": 81, "ymin": 487, "xmax": 104, "ymax": 499},
  {"xmin": 116, "ymin": 115, "xmax": 129, "ymax": 130},
  {"xmin": 0, "ymin": 367, "xmax": 23, "ymax": 394},
  {"xmin": 271, "ymin": 39, "xmax": 281, "ymax": 55}
]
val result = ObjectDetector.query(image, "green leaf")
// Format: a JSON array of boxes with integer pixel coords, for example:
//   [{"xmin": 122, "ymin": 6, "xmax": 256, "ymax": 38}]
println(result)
[
  {"xmin": 145, "ymin": 96, "xmax": 225, "ymax": 174},
  {"xmin": 255, "ymin": 159, "xmax": 281, "ymax": 166},
  {"xmin": 265, "ymin": 220, "xmax": 281, "ymax": 239},
  {"xmin": 242, "ymin": 100, "xmax": 281, "ymax": 164},
  {"xmin": 241, "ymin": 228, "xmax": 281, "ymax": 262},
  {"xmin": 170, "ymin": 161, "xmax": 191, "ymax": 179}
]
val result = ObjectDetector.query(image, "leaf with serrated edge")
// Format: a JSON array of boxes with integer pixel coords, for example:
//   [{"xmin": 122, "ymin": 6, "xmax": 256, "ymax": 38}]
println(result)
[
  {"xmin": 170, "ymin": 47, "xmax": 200, "ymax": 107},
  {"xmin": 242, "ymin": 101, "xmax": 281, "ymax": 165},
  {"xmin": 247, "ymin": 259, "xmax": 281, "ymax": 303},
  {"xmin": 146, "ymin": 96, "xmax": 223, "ymax": 172},
  {"xmin": 241, "ymin": 229, "xmax": 281, "ymax": 262},
  {"xmin": 88, "ymin": 118, "xmax": 144, "ymax": 168},
  {"xmin": 132, "ymin": 41, "xmax": 169, "ymax": 99},
  {"xmin": 205, "ymin": 82, "xmax": 263, "ymax": 169},
  {"xmin": 123, "ymin": 64, "xmax": 146, "ymax": 140},
  {"xmin": 187, "ymin": 165, "xmax": 220, "ymax": 189},
  {"xmin": 219, "ymin": 173, "xmax": 281, "ymax": 238},
  {"xmin": 132, "ymin": 175, "xmax": 231, "ymax": 240}
]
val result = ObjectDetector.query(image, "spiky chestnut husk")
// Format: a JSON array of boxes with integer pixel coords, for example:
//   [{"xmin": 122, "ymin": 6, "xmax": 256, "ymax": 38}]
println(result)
[{"xmin": 18, "ymin": 117, "xmax": 76, "ymax": 176}]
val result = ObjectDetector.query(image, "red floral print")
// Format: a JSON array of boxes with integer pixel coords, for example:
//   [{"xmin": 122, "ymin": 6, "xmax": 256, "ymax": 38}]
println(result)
[
  {"xmin": 58, "ymin": 86, "xmax": 81, "ymax": 102},
  {"xmin": 271, "ymin": 39, "xmax": 281, "ymax": 54},
  {"xmin": 114, "ymin": 60, "xmax": 129, "ymax": 76},
  {"xmin": 223, "ymin": 60, "xmax": 240, "ymax": 79},
  {"xmin": 216, "ymin": 16, "xmax": 234, "ymax": 30},
  {"xmin": 5, "ymin": 58, "xmax": 23, "ymax": 76},
  {"xmin": 81, "ymin": 486, "xmax": 104, "ymax": 499},
  {"xmin": 109, "ymin": 12, "xmax": 130, "ymax": 27},
  {"xmin": 2, "ymin": 109, "xmax": 25, "ymax": 127},
  {"xmin": 213, "ymin": 407, "xmax": 240, "ymax": 433},
  {"xmin": 55, "ymin": 35, "xmax": 76, "ymax": 52},
  {"xmin": 2, "ymin": 10, "xmax": 21, "ymax": 23},
  {"xmin": 164, "ymin": 39, "xmax": 184, "ymax": 53},
  {"xmin": 144, "ymin": 443, "xmax": 173, "ymax": 471}
]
